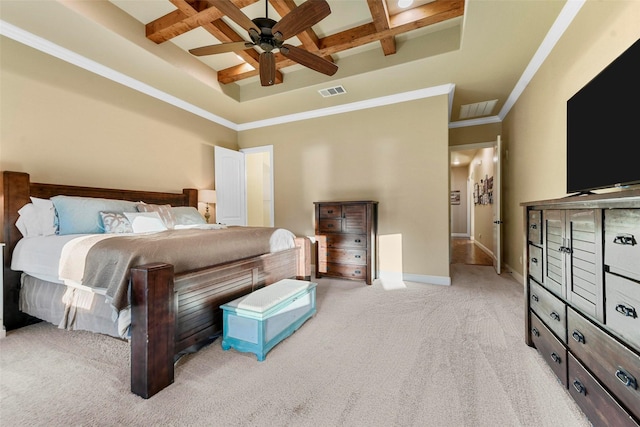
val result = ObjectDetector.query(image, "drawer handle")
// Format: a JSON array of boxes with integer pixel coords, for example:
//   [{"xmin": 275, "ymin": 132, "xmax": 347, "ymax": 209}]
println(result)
[
  {"xmin": 613, "ymin": 233, "xmax": 637, "ymax": 246},
  {"xmin": 550, "ymin": 311, "xmax": 561, "ymax": 322},
  {"xmin": 354, "ymin": 255, "xmax": 361, "ymax": 259},
  {"xmin": 327, "ymin": 224, "xmax": 334, "ymax": 228},
  {"xmin": 530, "ymin": 224, "xmax": 537, "ymax": 230},
  {"xmin": 615, "ymin": 368, "xmax": 638, "ymax": 390},
  {"xmin": 531, "ymin": 327, "xmax": 540, "ymax": 337},
  {"xmin": 531, "ymin": 257, "xmax": 538, "ymax": 264},
  {"xmin": 531, "ymin": 294, "xmax": 539, "ymax": 302},
  {"xmin": 551, "ymin": 352, "xmax": 561, "ymax": 364},
  {"xmin": 354, "ymin": 270, "xmax": 361, "ymax": 274},
  {"xmin": 571, "ymin": 330, "xmax": 585, "ymax": 344},
  {"xmin": 572, "ymin": 380, "xmax": 586, "ymax": 395},
  {"xmin": 327, "ymin": 210, "xmax": 334, "ymax": 214},
  {"xmin": 355, "ymin": 239, "xmax": 361, "ymax": 243},
  {"xmin": 559, "ymin": 246, "xmax": 572, "ymax": 254},
  {"xmin": 615, "ymin": 304, "xmax": 638, "ymax": 319}
]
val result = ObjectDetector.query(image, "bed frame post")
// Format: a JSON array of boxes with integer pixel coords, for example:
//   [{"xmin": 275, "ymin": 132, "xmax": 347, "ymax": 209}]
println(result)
[{"xmin": 130, "ymin": 263, "xmax": 176, "ymax": 399}]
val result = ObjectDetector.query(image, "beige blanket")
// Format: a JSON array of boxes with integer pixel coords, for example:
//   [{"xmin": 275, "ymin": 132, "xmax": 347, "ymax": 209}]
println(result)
[{"xmin": 59, "ymin": 227, "xmax": 294, "ymax": 312}]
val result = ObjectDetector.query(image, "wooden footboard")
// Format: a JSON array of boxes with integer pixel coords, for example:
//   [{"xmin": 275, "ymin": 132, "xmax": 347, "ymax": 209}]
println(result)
[
  {"xmin": 129, "ymin": 243, "xmax": 308, "ymax": 398},
  {"xmin": 2, "ymin": 171, "xmax": 311, "ymax": 399}
]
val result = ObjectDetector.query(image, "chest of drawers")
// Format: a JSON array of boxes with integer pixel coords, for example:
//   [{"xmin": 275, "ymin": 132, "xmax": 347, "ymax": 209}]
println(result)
[
  {"xmin": 523, "ymin": 191, "xmax": 640, "ymax": 426},
  {"xmin": 314, "ymin": 201, "xmax": 378, "ymax": 285}
]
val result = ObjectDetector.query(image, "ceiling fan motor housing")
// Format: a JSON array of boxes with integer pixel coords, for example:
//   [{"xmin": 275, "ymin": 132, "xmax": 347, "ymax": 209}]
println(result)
[{"xmin": 251, "ymin": 17, "xmax": 282, "ymax": 52}]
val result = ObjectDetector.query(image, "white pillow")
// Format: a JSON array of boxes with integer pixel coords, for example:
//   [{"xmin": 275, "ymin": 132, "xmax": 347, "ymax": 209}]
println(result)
[
  {"xmin": 30, "ymin": 197, "xmax": 57, "ymax": 236},
  {"xmin": 15, "ymin": 198, "xmax": 57, "ymax": 237},
  {"xmin": 124, "ymin": 212, "xmax": 168, "ymax": 233}
]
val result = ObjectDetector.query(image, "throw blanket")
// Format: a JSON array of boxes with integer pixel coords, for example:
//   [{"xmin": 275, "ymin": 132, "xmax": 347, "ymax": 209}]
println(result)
[{"xmin": 59, "ymin": 227, "xmax": 295, "ymax": 312}]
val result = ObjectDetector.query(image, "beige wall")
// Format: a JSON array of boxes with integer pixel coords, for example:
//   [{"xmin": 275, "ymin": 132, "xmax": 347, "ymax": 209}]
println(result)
[
  {"xmin": 0, "ymin": 37, "xmax": 236, "ymax": 196},
  {"xmin": 238, "ymin": 96, "xmax": 451, "ymax": 282},
  {"xmin": 501, "ymin": 1, "xmax": 640, "ymax": 277}
]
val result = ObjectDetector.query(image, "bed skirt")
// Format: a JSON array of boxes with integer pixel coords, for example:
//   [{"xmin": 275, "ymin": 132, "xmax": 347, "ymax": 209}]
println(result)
[{"xmin": 19, "ymin": 274, "xmax": 126, "ymax": 339}]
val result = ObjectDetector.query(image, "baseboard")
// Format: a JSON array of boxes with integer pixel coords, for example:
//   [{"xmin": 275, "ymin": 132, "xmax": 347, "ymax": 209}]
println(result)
[
  {"xmin": 503, "ymin": 263, "xmax": 524, "ymax": 286},
  {"xmin": 380, "ymin": 270, "xmax": 451, "ymax": 286},
  {"xmin": 473, "ymin": 239, "xmax": 494, "ymax": 259}
]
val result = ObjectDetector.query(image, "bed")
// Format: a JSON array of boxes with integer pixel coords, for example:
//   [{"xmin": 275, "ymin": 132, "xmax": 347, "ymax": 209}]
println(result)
[{"xmin": 1, "ymin": 171, "xmax": 311, "ymax": 398}]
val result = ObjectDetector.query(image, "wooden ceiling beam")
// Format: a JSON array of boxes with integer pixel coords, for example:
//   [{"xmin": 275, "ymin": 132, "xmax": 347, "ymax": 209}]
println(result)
[
  {"xmin": 147, "ymin": 0, "xmax": 259, "ymax": 43},
  {"xmin": 367, "ymin": 0, "xmax": 396, "ymax": 56}
]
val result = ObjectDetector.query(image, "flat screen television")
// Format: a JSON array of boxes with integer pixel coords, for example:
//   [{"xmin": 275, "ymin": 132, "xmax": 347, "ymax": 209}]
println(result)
[{"xmin": 566, "ymin": 38, "xmax": 640, "ymax": 194}]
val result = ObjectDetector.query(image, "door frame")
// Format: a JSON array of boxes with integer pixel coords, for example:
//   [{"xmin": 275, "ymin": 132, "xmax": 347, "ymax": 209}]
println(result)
[{"xmin": 241, "ymin": 145, "xmax": 275, "ymax": 227}]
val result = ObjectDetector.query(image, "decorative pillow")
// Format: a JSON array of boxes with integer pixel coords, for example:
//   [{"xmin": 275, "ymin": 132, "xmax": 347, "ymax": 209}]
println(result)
[
  {"xmin": 171, "ymin": 206, "xmax": 206, "ymax": 226},
  {"xmin": 100, "ymin": 212, "xmax": 133, "ymax": 234},
  {"xmin": 51, "ymin": 196, "xmax": 138, "ymax": 235},
  {"xmin": 124, "ymin": 212, "xmax": 168, "ymax": 233},
  {"xmin": 136, "ymin": 204, "xmax": 176, "ymax": 229}
]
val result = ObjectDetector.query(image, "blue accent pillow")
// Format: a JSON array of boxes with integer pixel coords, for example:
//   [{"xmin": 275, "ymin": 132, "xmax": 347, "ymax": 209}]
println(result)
[{"xmin": 51, "ymin": 195, "xmax": 138, "ymax": 235}]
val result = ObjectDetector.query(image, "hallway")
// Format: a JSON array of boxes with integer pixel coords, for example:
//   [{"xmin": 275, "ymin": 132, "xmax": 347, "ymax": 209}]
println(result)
[{"xmin": 451, "ymin": 238, "xmax": 494, "ymax": 266}]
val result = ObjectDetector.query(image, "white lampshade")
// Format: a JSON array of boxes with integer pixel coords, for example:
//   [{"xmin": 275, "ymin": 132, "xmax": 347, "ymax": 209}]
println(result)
[{"xmin": 199, "ymin": 189, "xmax": 217, "ymax": 204}]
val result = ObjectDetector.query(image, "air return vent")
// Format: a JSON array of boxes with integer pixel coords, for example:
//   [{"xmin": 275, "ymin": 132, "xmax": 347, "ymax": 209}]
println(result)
[
  {"xmin": 459, "ymin": 99, "xmax": 498, "ymax": 119},
  {"xmin": 318, "ymin": 85, "xmax": 346, "ymax": 97}
]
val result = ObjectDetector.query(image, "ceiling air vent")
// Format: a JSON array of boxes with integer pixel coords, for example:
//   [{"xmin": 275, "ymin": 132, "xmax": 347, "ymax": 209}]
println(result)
[
  {"xmin": 459, "ymin": 99, "xmax": 498, "ymax": 119},
  {"xmin": 318, "ymin": 85, "xmax": 346, "ymax": 98}
]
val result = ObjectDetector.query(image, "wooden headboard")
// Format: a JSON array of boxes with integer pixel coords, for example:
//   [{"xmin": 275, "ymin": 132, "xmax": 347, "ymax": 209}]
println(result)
[{"xmin": 1, "ymin": 170, "xmax": 198, "ymax": 330}]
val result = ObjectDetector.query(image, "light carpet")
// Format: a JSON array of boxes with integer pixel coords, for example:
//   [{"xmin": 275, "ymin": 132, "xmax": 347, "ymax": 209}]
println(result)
[{"xmin": 0, "ymin": 265, "xmax": 590, "ymax": 426}]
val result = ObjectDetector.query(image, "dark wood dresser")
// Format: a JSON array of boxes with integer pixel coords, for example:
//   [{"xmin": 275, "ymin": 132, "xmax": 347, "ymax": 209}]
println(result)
[
  {"xmin": 314, "ymin": 201, "xmax": 378, "ymax": 285},
  {"xmin": 523, "ymin": 190, "xmax": 640, "ymax": 426}
]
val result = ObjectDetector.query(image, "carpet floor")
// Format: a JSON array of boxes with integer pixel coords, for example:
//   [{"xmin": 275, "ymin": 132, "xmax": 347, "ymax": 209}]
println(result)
[{"xmin": 0, "ymin": 265, "xmax": 590, "ymax": 426}]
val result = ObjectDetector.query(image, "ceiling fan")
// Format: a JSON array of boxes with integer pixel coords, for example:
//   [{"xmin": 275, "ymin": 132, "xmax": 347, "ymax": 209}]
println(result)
[{"xmin": 189, "ymin": 0, "xmax": 338, "ymax": 86}]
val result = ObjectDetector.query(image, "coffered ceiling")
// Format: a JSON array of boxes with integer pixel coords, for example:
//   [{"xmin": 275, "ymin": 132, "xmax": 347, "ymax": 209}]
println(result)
[{"xmin": 0, "ymin": 1, "xmax": 575, "ymax": 129}]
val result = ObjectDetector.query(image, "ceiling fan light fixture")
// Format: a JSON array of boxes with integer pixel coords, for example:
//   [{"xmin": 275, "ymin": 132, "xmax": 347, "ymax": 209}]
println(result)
[{"xmin": 397, "ymin": 0, "xmax": 414, "ymax": 9}]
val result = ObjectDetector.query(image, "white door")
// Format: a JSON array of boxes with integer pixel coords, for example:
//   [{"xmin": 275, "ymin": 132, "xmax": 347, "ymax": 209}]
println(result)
[
  {"xmin": 214, "ymin": 146, "xmax": 246, "ymax": 226},
  {"xmin": 492, "ymin": 135, "xmax": 503, "ymax": 274}
]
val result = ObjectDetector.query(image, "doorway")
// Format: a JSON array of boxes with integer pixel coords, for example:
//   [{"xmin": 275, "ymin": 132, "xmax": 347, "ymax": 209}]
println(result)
[{"xmin": 450, "ymin": 140, "xmax": 501, "ymax": 269}]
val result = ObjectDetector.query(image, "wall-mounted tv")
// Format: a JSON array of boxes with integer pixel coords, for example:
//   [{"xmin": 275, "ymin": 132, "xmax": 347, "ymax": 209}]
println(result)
[{"xmin": 566, "ymin": 38, "xmax": 640, "ymax": 194}]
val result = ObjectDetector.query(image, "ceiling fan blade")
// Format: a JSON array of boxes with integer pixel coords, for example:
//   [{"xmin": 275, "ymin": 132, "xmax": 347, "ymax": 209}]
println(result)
[
  {"xmin": 189, "ymin": 41, "xmax": 253, "ymax": 56},
  {"xmin": 272, "ymin": 0, "xmax": 331, "ymax": 41},
  {"xmin": 209, "ymin": 0, "xmax": 260, "ymax": 33},
  {"xmin": 281, "ymin": 44, "xmax": 338, "ymax": 76},
  {"xmin": 259, "ymin": 51, "xmax": 276, "ymax": 86}
]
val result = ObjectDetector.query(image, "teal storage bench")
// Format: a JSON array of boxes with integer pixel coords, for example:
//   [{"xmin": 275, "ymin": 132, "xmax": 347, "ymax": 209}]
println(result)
[{"xmin": 220, "ymin": 279, "xmax": 317, "ymax": 361}]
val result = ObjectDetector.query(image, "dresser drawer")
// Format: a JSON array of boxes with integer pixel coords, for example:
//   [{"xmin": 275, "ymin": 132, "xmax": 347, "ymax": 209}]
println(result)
[
  {"xmin": 568, "ymin": 352, "xmax": 639, "ymax": 427},
  {"xmin": 529, "ymin": 244, "xmax": 543, "ymax": 284},
  {"xmin": 605, "ymin": 272, "xmax": 640, "ymax": 353},
  {"xmin": 567, "ymin": 306, "xmax": 640, "ymax": 420},
  {"xmin": 319, "ymin": 204, "xmax": 343, "ymax": 218},
  {"xmin": 324, "ymin": 263, "xmax": 367, "ymax": 280},
  {"xmin": 605, "ymin": 209, "xmax": 640, "ymax": 281},
  {"xmin": 530, "ymin": 312, "xmax": 567, "ymax": 387},
  {"xmin": 529, "ymin": 210, "xmax": 542, "ymax": 244},
  {"xmin": 530, "ymin": 280, "xmax": 566, "ymax": 343},
  {"xmin": 321, "ymin": 234, "xmax": 366, "ymax": 249},
  {"xmin": 318, "ymin": 219, "xmax": 342, "ymax": 233},
  {"xmin": 326, "ymin": 248, "xmax": 367, "ymax": 266}
]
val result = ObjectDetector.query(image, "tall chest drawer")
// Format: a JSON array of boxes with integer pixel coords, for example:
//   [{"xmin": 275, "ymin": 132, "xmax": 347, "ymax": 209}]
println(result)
[
  {"xmin": 530, "ymin": 312, "xmax": 567, "ymax": 386},
  {"xmin": 530, "ymin": 280, "xmax": 566, "ymax": 343},
  {"xmin": 605, "ymin": 209, "xmax": 640, "ymax": 281},
  {"xmin": 320, "ymin": 234, "xmax": 367, "ymax": 249},
  {"xmin": 567, "ymin": 306, "xmax": 640, "ymax": 420},
  {"xmin": 605, "ymin": 272, "xmax": 640, "ymax": 353},
  {"xmin": 568, "ymin": 353, "xmax": 640, "ymax": 427},
  {"xmin": 529, "ymin": 244, "xmax": 543, "ymax": 284}
]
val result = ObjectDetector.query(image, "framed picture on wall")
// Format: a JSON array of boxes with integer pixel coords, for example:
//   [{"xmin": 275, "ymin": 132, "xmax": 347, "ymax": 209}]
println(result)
[
  {"xmin": 473, "ymin": 183, "xmax": 479, "ymax": 204},
  {"xmin": 451, "ymin": 190, "xmax": 461, "ymax": 205}
]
